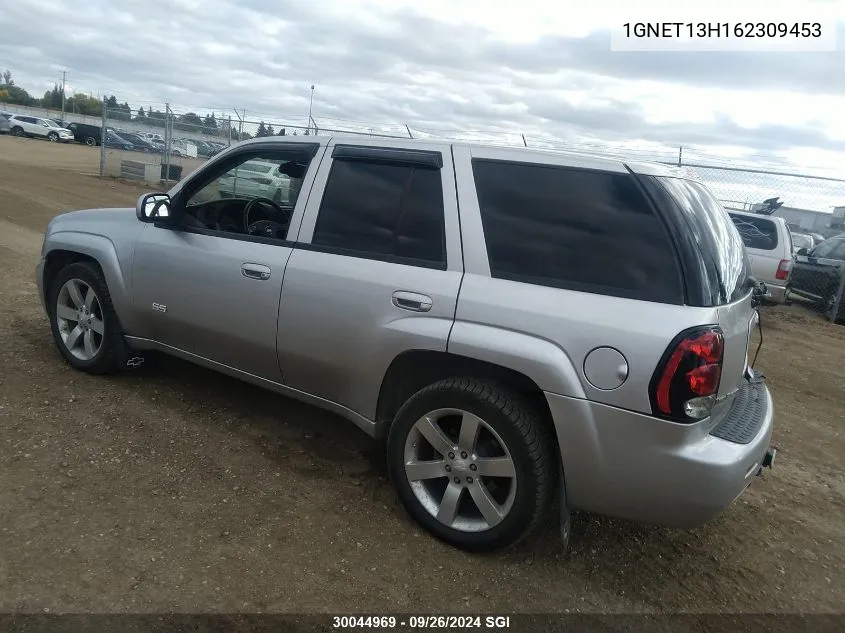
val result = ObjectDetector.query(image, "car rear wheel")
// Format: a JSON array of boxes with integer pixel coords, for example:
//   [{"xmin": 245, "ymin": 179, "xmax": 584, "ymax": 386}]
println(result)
[
  {"xmin": 48, "ymin": 262, "xmax": 146, "ymax": 374},
  {"xmin": 11, "ymin": 126, "xmax": 23, "ymax": 137},
  {"xmin": 387, "ymin": 377, "xmax": 556, "ymax": 552}
]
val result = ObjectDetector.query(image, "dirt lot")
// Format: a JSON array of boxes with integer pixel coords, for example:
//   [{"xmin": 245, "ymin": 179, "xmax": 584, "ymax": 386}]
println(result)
[{"xmin": 1, "ymin": 135, "xmax": 844, "ymax": 618}]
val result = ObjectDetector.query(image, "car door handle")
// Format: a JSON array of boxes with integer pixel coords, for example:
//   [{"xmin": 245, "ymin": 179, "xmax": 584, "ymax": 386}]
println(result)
[
  {"xmin": 241, "ymin": 263, "xmax": 271, "ymax": 280},
  {"xmin": 392, "ymin": 291, "xmax": 432, "ymax": 312}
]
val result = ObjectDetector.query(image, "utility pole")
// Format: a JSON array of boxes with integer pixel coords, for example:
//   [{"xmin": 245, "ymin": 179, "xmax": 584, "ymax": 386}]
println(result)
[
  {"xmin": 61, "ymin": 70, "xmax": 67, "ymax": 120},
  {"xmin": 307, "ymin": 85, "xmax": 315, "ymax": 133}
]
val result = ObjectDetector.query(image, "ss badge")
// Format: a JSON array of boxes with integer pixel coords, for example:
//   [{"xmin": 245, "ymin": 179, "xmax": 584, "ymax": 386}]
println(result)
[{"xmin": 152, "ymin": 302, "xmax": 167, "ymax": 313}]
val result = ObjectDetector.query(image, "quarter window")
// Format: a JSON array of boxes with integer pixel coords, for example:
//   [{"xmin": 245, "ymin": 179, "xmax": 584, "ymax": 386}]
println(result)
[
  {"xmin": 472, "ymin": 160, "xmax": 683, "ymax": 303},
  {"xmin": 312, "ymin": 159, "xmax": 446, "ymax": 266}
]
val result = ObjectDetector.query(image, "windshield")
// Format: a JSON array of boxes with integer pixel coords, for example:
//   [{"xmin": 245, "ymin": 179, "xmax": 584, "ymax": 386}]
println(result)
[{"xmin": 653, "ymin": 176, "xmax": 751, "ymax": 304}]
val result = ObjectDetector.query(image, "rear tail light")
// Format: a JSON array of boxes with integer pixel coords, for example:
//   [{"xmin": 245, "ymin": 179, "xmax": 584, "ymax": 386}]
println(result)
[
  {"xmin": 650, "ymin": 326, "xmax": 724, "ymax": 422},
  {"xmin": 775, "ymin": 258, "xmax": 792, "ymax": 280}
]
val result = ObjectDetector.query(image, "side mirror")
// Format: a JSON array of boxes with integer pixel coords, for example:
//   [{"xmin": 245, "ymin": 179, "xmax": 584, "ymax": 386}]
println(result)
[
  {"xmin": 136, "ymin": 193, "xmax": 172, "ymax": 223},
  {"xmin": 796, "ymin": 247, "xmax": 809, "ymax": 256}
]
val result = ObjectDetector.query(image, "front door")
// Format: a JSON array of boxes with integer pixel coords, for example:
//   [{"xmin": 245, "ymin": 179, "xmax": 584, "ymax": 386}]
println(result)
[{"xmin": 132, "ymin": 142, "xmax": 324, "ymax": 381}]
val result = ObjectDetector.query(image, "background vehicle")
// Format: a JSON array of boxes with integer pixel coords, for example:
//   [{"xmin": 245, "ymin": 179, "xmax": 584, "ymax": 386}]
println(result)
[
  {"xmin": 7, "ymin": 115, "xmax": 75, "ymax": 142},
  {"xmin": 35, "ymin": 137, "xmax": 774, "ymax": 552},
  {"xmin": 217, "ymin": 159, "xmax": 292, "ymax": 203},
  {"xmin": 0, "ymin": 113, "xmax": 10, "ymax": 135},
  {"xmin": 139, "ymin": 132, "xmax": 165, "ymax": 144},
  {"xmin": 788, "ymin": 234, "xmax": 845, "ymax": 316},
  {"xmin": 103, "ymin": 130, "xmax": 134, "ymax": 151},
  {"xmin": 728, "ymin": 210, "xmax": 793, "ymax": 304},
  {"xmin": 66, "ymin": 122, "xmax": 102, "ymax": 146},
  {"xmin": 170, "ymin": 138, "xmax": 198, "ymax": 157},
  {"xmin": 791, "ymin": 232, "xmax": 814, "ymax": 255},
  {"xmin": 114, "ymin": 131, "xmax": 160, "ymax": 153}
]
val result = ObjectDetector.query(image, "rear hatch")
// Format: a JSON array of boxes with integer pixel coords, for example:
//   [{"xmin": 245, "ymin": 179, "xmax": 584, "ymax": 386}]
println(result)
[{"xmin": 647, "ymin": 176, "xmax": 757, "ymax": 405}]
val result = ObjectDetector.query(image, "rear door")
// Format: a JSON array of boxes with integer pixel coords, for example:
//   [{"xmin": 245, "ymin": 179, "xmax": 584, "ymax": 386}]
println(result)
[{"xmin": 276, "ymin": 140, "xmax": 463, "ymax": 421}]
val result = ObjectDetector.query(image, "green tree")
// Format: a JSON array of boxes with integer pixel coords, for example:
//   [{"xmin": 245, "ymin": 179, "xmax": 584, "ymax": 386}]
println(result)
[
  {"xmin": 256, "ymin": 121, "xmax": 267, "ymax": 137},
  {"xmin": 267, "ymin": 124, "xmax": 275, "ymax": 136},
  {"xmin": 202, "ymin": 112, "xmax": 218, "ymax": 135},
  {"xmin": 0, "ymin": 70, "xmax": 36, "ymax": 105}
]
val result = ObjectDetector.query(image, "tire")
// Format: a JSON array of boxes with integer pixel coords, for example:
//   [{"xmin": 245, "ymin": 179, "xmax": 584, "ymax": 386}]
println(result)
[
  {"xmin": 387, "ymin": 377, "xmax": 556, "ymax": 552},
  {"xmin": 47, "ymin": 132, "xmax": 59, "ymax": 142},
  {"xmin": 85, "ymin": 136, "xmax": 97, "ymax": 146},
  {"xmin": 11, "ymin": 126, "xmax": 23, "ymax": 137},
  {"xmin": 47, "ymin": 262, "xmax": 146, "ymax": 374}
]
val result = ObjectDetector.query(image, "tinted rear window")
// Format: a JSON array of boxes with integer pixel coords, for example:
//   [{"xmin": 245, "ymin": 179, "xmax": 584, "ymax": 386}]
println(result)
[
  {"xmin": 728, "ymin": 213, "xmax": 779, "ymax": 250},
  {"xmin": 472, "ymin": 160, "xmax": 683, "ymax": 304},
  {"xmin": 650, "ymin": 177, "xmax": 750, "ymax": 304}
]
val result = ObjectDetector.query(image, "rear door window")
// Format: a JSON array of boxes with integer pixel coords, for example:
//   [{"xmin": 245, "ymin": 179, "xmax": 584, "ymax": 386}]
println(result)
[
  {"xmin": 728, "ymin": 213, "xmax": 779, "ymax": 250},
  {"xmin": 471, "ymin": 160, "xmax": 683, "ymax": 304}
]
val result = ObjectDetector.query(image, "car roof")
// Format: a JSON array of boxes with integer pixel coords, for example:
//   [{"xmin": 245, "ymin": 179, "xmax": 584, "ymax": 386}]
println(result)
[{"xmin": 234, "ymin": 134, "xmax": 684, "ymax": 176}]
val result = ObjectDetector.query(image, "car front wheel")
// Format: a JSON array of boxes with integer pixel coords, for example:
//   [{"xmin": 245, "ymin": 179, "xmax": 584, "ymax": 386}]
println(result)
[
  {"xmin": 387, "ymin": 377, "xmax": 556, "ymax": 552},
  {"xmin": 48, "ymin": 262, "xmax": 145, "ymax": 374},
  {"xmin": 47, "ymin": 132, "xmax": 59, "ymax": 142},
  {"xmin": 85, "ymin": 136, "xmax": 97, "ymax": 146}
]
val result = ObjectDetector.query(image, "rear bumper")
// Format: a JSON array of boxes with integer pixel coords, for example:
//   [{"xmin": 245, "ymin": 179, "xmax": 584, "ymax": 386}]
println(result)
[{"xmin": 546, "ymin": 378, "xmax": 774, "ymax": 528}]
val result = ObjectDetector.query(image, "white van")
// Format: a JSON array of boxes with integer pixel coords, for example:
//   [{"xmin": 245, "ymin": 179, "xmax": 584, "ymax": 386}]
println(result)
[{"xmin": 727, "ymin": 209, "xmax": 793, "ymax": 304}]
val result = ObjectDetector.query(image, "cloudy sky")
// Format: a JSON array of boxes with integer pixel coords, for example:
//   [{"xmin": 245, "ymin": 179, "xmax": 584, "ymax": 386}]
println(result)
[{"xmin": 2, "ymin": 0, "xmax": 844, "ymax": 178}]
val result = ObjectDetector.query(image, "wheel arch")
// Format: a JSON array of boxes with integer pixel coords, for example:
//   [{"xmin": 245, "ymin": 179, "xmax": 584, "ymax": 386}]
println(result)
[
  {"xmin": 376, "ymin": 350, "xmax": 557, "ymax": 445},
  {"xmin": 42, "ymin": 235, "xmax": 135, "ymax": 331}
]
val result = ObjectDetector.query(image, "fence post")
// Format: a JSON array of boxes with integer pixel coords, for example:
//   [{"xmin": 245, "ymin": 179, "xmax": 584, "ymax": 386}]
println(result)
[
  {"xmin": 99, "ymin": 103, "xmax": 106, "ymax": 177},
  {"xmin": 678, "ymin": 145, "xmax": 683, "ymax": 166},
  {"xmin": 228, "ymin": 115, "xmax": 232, "ymax": 146},
  {"xmin": 164, "ymin": 103, "xmax": 172, "ymax": 185},
  {"xmin": 522, "ymin": 133, "xmax": 528, "ymax": 147}
]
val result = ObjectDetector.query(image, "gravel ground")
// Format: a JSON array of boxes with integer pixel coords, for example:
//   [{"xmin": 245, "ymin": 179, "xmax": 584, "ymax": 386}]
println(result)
[{"xmin": 1, "ymin": 136, "xmax": 844, "ymax": 621}]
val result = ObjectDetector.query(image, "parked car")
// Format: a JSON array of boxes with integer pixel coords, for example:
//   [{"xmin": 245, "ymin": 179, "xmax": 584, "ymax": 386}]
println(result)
[
  {"xmin": 170, "ymin": 138, "xmax": 197, "ymax": 157},
  {"xmin": 790, "ymin": 232, "xmax": 814, "ymax": 256},
  {"xmin": 217, "ymin": 159, "xmax": 292, "ymax": 203},
  {"xmin": 50, "ymin": 118, "xmax": 71, "ymax": 128},
  {"xmin": 66, "ymin": 122, "xmax": 102, "ymax": 146},
  {"xmin": 727, "ymin": 210, "xmax": 793, "ymax": 304},
  {"xmin": 192, "ymin": 139, "xmax": 221, "ymax": 158},
  {"xmin": 35, "ymin": 137, "xmax": 775, "ymax": 552},
  {"xmin": 138, "ymin": 131, "xmax": 165, "ymax": 144},
  {"xmin": 103, "ymin": 130, "xmax": 134, "ymax": 151},
  {"xmin": 787, "ymin": 234, "xmax": 845, "ymax": 315},
  {"xmin": 7, "ymin": 114, "xmax": 75, "ymax": 142},
  {"xmin": 115, "ymin": 132, "xmax": 160, "ymax": 153},
  {"xmin": 0, "ymin": 113, "xmax": 10, "ymax": 135}
]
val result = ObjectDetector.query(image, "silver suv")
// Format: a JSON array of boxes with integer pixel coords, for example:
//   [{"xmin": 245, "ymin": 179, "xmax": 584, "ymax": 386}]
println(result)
[{"xmin": 35, "ymin": 137, "xmax": 775, "ymax": 552}]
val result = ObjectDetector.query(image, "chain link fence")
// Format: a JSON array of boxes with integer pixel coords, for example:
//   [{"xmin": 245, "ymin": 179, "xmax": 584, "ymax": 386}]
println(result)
[{"xmin": 96, "ymin": 103, "xmax": 409, "ymax": 185}]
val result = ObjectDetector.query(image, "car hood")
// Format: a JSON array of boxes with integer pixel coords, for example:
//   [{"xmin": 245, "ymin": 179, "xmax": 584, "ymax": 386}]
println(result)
[{"xmin": 47, "ymin": 207, "xmax": 138, "ymax": 235}]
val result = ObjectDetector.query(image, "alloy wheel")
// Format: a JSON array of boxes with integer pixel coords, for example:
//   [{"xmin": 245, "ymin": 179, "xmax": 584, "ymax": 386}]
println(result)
[
  {"xmin": 55, "ymin": 278, "xmax": 105, "ymax": 361},
  {"xmin": 403, "ymin": 408, "xmax": 517, "ymax": 532}
]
